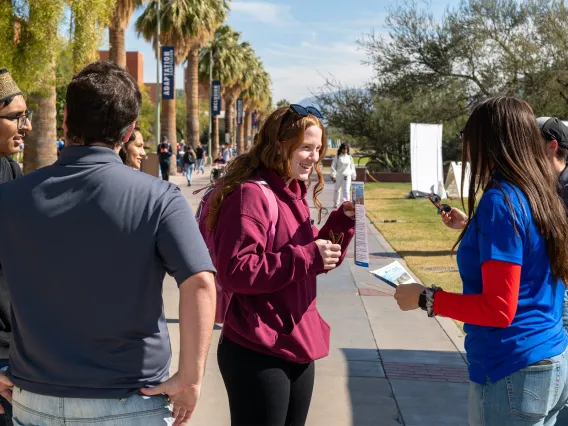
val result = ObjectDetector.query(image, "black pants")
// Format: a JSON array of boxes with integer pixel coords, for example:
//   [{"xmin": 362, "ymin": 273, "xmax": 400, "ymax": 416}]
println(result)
[
  {"xmin": 160, "ymin": 162, "xmax": 170, "ymax": 181},
  {"xmin": 217, "ymin": 335, "xmax": 315, "ymax": 426}
]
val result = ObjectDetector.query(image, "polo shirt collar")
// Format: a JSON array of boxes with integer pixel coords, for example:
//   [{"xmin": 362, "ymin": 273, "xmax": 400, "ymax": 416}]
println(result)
[{"xmin": 55, "ymin": 145, "xmax": 123, "ymax": 166}]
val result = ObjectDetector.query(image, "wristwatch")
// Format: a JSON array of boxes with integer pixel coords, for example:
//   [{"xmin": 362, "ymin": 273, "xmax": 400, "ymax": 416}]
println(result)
[{"xmin": 418, "ymin": 285, "xmax": 441, "ymax": 318}]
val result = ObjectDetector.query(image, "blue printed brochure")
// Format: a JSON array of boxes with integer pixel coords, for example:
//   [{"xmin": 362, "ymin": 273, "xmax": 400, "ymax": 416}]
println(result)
[{"xmin": 370, "ymin": 261, "xmax": 416, "ymax": 288}]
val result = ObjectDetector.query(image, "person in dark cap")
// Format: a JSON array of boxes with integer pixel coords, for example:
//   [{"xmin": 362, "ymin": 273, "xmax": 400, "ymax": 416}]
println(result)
[
  {"xmin": 537, "ymin": 117, "xmax": 568, "ymax": 205},
  {"xmin": 0, "ymin": 68, "xmax": 31, "ymax": 426}
]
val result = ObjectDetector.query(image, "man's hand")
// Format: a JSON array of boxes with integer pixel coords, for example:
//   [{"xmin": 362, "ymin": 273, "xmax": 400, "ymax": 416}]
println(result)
[
  {"xmin": 0, "ymin": 370, "xmax": 14, "ymax": 414},
  {"xmin": 141, "ymin": 374, "xmax": 200, "ymax": 425}
]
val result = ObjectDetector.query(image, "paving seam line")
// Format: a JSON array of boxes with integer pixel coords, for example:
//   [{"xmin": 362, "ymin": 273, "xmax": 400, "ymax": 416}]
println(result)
[
  {"xmin": 364, "ymin": 216, "xmax": 469, "ymax": 365},
  {"xmin": 357, "ymin": 292, "xmax": 406, "ymax": 426}
]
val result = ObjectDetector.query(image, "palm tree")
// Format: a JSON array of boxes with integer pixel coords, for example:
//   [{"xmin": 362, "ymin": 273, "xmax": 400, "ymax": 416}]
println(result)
[
  {"xmin": 230, "ymin": 45, "xmax": 258, "ymax": 155},
  {"xmin": 199, "ymin": 25, "xmax": 243, "ymax": 158},
  {"xmin": 241, "ymin": 62, "xmax": 271, "ymax": 151},
  {"xmin": 109, "ymin": 0, "xmax": 144, "ymax": 68},
  {"xmin": 222, "ymin": 41, "xmax": 254, "ymax": 152},
  {"xmin": 181, "ymin": 0, "xmax": 228, "ymax": 149},
  {"xmin": 17, "ymin": 0, "xmax": 112, "ymax": 172},
  {"xmin": 137, "ymin": 0, "xmax": 229, "ymax": 175}
]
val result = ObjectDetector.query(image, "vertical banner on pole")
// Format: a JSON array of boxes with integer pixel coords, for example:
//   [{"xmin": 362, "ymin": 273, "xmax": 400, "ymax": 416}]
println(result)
[
  {"xmin": 236, "ymin": 99, "xmax": 244, "ymax": 125},
  {"xmin": 212, "ymin": 80, "xmax": 221, "ymax": 116},
  {"xmin": 161, "ymin": 46, "xmax": 175, "ymax": 100},
  {"xmin": 351, "ymin": 182, "xmax": 369, "ymax": 268}
]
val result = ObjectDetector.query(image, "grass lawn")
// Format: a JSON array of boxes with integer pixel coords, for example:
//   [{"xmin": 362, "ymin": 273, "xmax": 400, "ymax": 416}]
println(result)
[{"xmin": 365, "ymin": 182, "xmax": 466, "ymax": 328}]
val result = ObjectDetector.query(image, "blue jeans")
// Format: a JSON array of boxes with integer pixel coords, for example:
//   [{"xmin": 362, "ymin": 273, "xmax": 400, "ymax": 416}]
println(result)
[
  {"xmin": 184, "ymin": 163, "xmax": 195, "ymax": 184},
  {"xmin": 468, "ymin": 347, "xmax": 568, "ymax": 425},
  {"xmin": 0, "ymin": 364, "xmax": 11, "ymax": 426},
  {"xmin": 197, "ymin": 159, "xmax": 204, "ymax": 174},
  {"xmin": 12, "ymin": 388, "xmax": 172, "ymax": 425}
]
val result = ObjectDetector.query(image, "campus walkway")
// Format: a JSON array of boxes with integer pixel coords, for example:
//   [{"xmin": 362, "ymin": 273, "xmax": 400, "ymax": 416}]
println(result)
[{"xmin": 164, "ymin": 167, "xmax": 469, "ymax": 426}]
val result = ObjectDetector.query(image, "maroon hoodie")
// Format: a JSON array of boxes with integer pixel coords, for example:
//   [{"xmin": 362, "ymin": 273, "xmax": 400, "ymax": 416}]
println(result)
[{"xmin": 214, "ymin": 168, "xmax": 355, "ymax": 363}]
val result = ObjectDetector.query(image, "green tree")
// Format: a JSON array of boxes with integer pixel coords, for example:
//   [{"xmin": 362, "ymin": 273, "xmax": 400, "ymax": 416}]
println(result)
[
  {"xmin": 276, "ymin": 99, "xmax": 290, "ymax": 108},
  {"xmin": 109, "ymin": 0, "xmax": 144, "ymax": 68}
]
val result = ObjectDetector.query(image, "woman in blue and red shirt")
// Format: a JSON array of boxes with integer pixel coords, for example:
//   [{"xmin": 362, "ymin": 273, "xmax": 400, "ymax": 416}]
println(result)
[{"xmin": 395, "ymin": 97, "xmax": 568, "ymax": 425}]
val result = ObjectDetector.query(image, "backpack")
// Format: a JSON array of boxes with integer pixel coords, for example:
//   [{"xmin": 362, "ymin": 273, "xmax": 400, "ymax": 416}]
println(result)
[{"xmin": 195, "ymin": 179, "xmax": 279, "ymax": 323}]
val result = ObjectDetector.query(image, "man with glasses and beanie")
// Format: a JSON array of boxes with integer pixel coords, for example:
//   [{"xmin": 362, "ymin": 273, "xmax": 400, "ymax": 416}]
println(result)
[
  {"xmin": 0, "ymin": 62, "xmax": 216, "ymax": 426},
  {"xmin": 0, "ymin": 68, "xmax": 31, "ymax": 426}
]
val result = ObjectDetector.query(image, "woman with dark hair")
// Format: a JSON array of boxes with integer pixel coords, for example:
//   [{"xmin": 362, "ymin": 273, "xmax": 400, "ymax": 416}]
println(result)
[
  {"xmin": 182, "ymin": 145, "xmax": 196, "ymax": 186},
  {"xmin": 330, "ymin": 143, "xmax": 356, "ymax": 208},
  {"xmin": 198, "ymin": 104, "xmax": 355, "ymax": 426},
  {"xmin": 394, "ymin": 96, "xmax": 568, "ymax": 425},
  {"xmin": 119, "ymin": 125, "xmax": 146, "ymax": 170}
]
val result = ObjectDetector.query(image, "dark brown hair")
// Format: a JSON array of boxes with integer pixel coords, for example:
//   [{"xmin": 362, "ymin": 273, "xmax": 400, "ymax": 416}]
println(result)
[
  {"xmin": 457, "ymin": 96, "xmax": 568, "ymax": 282},
  {"xmin": 206, "ymin": 105, "xmax": 327, "ymax": 231},
  {"xmin": 66, "ymin": 61, "xmax": 141, "ymax": 148}
]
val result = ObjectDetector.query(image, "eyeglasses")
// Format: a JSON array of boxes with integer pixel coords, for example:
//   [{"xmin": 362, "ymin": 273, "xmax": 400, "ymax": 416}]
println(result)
[
  {"xmin": 0, "ymin": 110, "xmax": 33, "ymax": 130},
  {"xmin": 289, "ymin": 104, "xmax": 323, "ymax": 119}
]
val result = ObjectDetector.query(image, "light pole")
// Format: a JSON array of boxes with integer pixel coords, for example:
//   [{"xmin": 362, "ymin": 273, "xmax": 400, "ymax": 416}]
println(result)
[
  {"xmin": 208, "ymin": 44, "xmax": 213, "ymax": 165},
  {"xmin": 154, "ymin": 0, "xmax": 161, "ymax": 150}
]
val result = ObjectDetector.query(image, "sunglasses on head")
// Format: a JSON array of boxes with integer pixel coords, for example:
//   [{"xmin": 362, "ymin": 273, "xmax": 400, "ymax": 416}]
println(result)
[{"xmin": 289, "ymin": 104, "xmax": 323, "ymax": 119}]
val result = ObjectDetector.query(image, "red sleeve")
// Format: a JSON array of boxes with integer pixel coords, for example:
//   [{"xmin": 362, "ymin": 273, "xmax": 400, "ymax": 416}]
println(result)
[
  {"xmin": 214, "ymin": 184, "xmax": 324, "ymax": 295},
  {"xmin": 313, "ymin": 202, "xmax": 355, "ymax": 271},
  {"xmin": 433, "ymin": 260, "xmax": 521, "ymax": 328}
]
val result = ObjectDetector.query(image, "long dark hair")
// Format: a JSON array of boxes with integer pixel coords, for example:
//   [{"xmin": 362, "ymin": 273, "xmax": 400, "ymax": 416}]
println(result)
[
  {"xmin": 206, "ymin": 106, "xmax": 327, "ymax": 231},
  {"xmin": 457, "ymin": 96, "xmax": 568, "ymax": 282},
  {"xmin": 338, "ymin": 143, "xmax": 350, "ymax": 155}
]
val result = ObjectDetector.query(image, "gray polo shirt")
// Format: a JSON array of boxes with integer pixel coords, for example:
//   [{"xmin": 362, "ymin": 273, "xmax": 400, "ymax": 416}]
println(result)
[{"xmin": 0, "ymin": 146, "xmax": 214, "ymax": 398}]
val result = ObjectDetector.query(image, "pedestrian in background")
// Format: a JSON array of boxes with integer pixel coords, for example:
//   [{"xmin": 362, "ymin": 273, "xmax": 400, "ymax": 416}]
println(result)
[
  {"xmin": 119, "ymin": 125, "xmax": 146, "ymax": 170},
  {"xmin": 183, "ymin": 145, "xmax": 196, "ymax": 186},
  {"xmin": 158, "ymin": 135, "xmax": 172, "ymax": 181},
  {"xmin": 395, "ymin": 97, "xmax": 568, "ymax": 425},
  {"xmin": 330, "ymin": 143, "xmax": 356, "ymax": 208},
  {"xmin": 0, "ymin": 61, "xmax": 216, "ymax": 426},
  {"xmin": 199, "ymin": 104, "xmax": 355, "ymax": 426},
  {"xmin": 196, "ymin": 143, "xmax": 205, "ymax": 174}
]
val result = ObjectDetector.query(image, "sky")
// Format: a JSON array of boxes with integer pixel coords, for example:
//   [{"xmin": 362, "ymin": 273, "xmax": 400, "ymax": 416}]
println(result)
[{"xmin": 103, "ymin": 0, "xmax": 458, "ymax": 104}]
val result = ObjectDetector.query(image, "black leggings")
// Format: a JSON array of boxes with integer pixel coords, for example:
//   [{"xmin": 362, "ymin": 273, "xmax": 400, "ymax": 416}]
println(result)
[
  {"xmin": 217, "ymin": 335, "xmax": 315, "ymax": 426},
  {"xmin": 160, "ymin": 162, "xmax": 170, "ymax": 181}
]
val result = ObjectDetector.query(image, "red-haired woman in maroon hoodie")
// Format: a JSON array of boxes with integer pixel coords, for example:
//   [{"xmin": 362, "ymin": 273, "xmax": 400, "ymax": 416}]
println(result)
[{"xmin": 204, "ymin": 105, "xmax": 355, "ymax": 426}]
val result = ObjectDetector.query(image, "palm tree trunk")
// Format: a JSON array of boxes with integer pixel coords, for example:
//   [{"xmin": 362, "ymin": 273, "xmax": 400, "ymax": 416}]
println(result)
[
  {"xmin": 108, "ymin": 16, "xmax": 126, "ymax": 68},
  {"xmin": 224, "ymin": 95, "xmax": 235, "ymax": 146},
  {"xmin": 212, "ymin": 115, "xmax": 219, "ymax": 159},
  {"xmin": 24, "ymin": 84, "xmax": 57, "ymax": 173},
  {"xmin": 161, "ymin": 97, "xmax": 177, "ymax": 176},
  {"xmin": 236, "ymin": 118, "xmax": 244, "ymax": 155},
  {"xmin": 186, "ymin": 49, "xmax": 200, "ymax": 148},
  {"xmin": 244, "ymin": 109, "xmax": 252, "ymax": 151}
]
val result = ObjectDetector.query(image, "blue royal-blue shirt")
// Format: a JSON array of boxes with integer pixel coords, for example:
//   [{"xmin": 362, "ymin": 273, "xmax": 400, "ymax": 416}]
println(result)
[{"xmin": 456, "ymin": 179, "xmax": 568, "ymax": 384}]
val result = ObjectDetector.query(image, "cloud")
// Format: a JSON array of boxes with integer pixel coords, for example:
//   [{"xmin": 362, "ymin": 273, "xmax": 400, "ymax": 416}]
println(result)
[
  {"xmin": 231, "ymin": 1, "xmax": 296, "ymax": 26},
  {"xmin": 267, "ymin": 60, "xmax": 373, "ymax": 104}
]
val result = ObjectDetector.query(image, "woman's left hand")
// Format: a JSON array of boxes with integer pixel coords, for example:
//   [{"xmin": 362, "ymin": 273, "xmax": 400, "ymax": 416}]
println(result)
[
  {"xmin": 342, "ymin": 202, "xmax": 355, "ymax": 218},
  {"xmin": 394, "ymin": 283, "xmax": 425, "ymax": 311}
]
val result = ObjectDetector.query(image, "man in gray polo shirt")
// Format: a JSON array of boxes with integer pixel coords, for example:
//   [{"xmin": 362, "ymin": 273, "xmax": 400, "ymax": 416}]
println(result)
[{"xmin": 0, "ymin": 62, "xmax": 216, "ymax": 425}]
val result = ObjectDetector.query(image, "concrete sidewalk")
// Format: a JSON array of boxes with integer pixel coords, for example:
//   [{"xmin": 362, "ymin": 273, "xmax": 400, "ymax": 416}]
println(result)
[{"xmin": 163, "ymin": 168, "xmax": 469, "ymax": 426}]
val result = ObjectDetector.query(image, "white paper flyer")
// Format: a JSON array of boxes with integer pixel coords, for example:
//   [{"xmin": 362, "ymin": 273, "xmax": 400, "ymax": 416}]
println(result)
[
  {"xmin": 370, "ymin": 261, "xmax": 416, "ymax": 288},
  {"xmin": 351, "ymin": 182, "xmax": 369, "ymax": 268}
]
